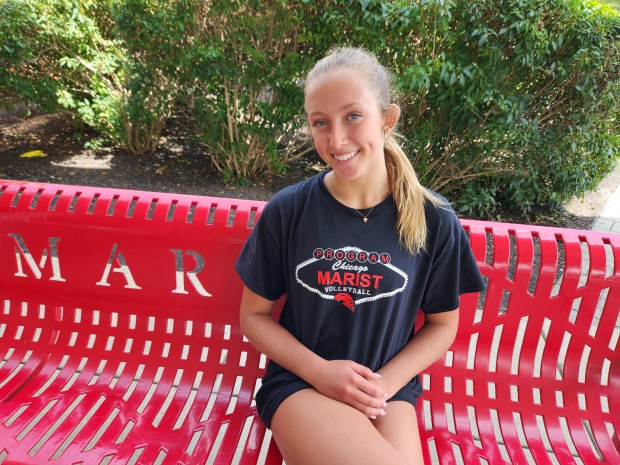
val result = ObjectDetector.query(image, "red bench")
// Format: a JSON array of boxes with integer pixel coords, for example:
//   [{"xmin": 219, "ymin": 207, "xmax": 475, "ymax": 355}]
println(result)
[{"xmin": 0, "ymin": 180, "xmax": 618, "ymax": 465}]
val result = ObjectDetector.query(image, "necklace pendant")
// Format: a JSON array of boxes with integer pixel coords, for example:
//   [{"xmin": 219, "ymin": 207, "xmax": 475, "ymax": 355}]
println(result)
[{"xmin": 363, "ymin": 217, "xmax": 368, "ymax": 223}]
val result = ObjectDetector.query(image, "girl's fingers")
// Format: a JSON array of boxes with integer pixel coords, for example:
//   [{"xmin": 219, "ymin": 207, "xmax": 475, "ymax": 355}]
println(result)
[
  {"xmin": 352, "ymin": 363, "xmax": 382, "ymax": 381},
  {"xmin": 349, "ymin": 397, "xmax": 387, "ymax": 419},
  {"xmin": 349, "ymin": 381, "xmax": 388, "ymax": 415},
  {"xmin": 357, "ymin": 376, "xmax": 388, "ymax": 400},
  {"xmin": 313, "ymin": 360, "xmax": 389, "ymax": 418}
]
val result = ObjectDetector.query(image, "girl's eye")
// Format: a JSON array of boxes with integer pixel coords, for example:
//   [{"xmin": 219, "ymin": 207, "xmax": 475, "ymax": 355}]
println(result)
[
  {"xmin": 348, "ymin": 113, "xmax": 361, "ymax": 121},
  {"xmin": 312, "ymin": 120, "xmax": 327, "ymax": 128}
]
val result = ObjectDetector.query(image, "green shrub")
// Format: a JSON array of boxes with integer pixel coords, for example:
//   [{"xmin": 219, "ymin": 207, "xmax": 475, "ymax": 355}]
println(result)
[
  {"xmin": 225, "ymin": 0, "xmax": 618, "ymax": 211},
  {"xmin": 0, "ymin": 0, "xmax": 127, "ymax": 147},
  {"xmin": 0, "ymin": 0, "xmax": 195, "ymax": 154},
  {"xmin": 111, "ymin": 0, "xmax": 198, "ymax": 154},
  {"xmin": 1, "ymin": 0, "xmax": 617, "ymax": 212},
  {"xmin": 304, "ymin": 0, "xmax": 619, "ymax": 213},
  {"xmin": 187, "ymin": 0, "xmax": 315, "ymax": 181},
  {"xmin": 413, "ymin": 0, "xmax": 620, "ymax": 214}
]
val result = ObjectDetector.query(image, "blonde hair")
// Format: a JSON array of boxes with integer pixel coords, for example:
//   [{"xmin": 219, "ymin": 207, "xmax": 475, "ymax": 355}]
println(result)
[{"xmin": 305, "ymin": 46, "xmax": 444, "ymax": 255}]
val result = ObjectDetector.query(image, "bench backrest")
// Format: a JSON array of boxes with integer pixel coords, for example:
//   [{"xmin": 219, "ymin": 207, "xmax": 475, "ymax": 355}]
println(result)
[
  {"xmin": 0, "ymin": 181, "xmax": 274, "ymax": 464},
  {"xmin": 0, "ymin": 180, "xmax": 618, "ymax": 465}
]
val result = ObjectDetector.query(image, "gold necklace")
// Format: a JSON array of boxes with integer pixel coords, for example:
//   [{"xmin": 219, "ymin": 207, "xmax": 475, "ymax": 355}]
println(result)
[
  {"xmin": 354, "ymin": 205, "xmax": 376, "ymax": 223},
  {"xmin": 327, "ymin": 173, "xmax": 385, "ymax": 223}
]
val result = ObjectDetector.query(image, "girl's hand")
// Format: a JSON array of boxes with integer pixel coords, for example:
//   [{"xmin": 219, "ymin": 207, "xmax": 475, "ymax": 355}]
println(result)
[{"xmin": 309, "ymin": 360, "xmax": 389, "ymax": 419}]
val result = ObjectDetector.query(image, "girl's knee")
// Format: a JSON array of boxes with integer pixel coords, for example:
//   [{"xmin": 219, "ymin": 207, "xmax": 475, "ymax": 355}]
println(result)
[{"xmin": 271, "ymin": 390, "xmax": 413, "ymax": 465}]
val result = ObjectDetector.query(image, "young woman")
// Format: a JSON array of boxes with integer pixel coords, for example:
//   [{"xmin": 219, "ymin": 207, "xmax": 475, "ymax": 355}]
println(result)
[{"xmin": 235, "ymin": 47, "xmax": 485, "ymax": 465}]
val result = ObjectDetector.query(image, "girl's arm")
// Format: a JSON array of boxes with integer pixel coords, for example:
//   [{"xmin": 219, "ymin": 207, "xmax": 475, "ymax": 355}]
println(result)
[
  {"xmin": 239, "ymin": 285, "xmax": 389, "ymax": 418},
  {"xmin": 372, "ymin": 309, "xmax": 460, "ymax": 398}
]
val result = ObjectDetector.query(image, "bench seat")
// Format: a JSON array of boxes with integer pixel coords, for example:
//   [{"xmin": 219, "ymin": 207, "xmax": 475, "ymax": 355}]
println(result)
[{"xmin": 0, "ymin": 180, "xmax": 618, "ymax": 465}]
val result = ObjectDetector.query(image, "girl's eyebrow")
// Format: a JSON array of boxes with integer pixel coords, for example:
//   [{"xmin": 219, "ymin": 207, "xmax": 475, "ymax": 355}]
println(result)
[{"xmin": 308, "ymin": 102, "xmax": 364, "ymax": 117}]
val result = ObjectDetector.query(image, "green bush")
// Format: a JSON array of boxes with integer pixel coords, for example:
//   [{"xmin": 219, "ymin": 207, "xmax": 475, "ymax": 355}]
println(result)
[
  {"xmin": 0, "ymin": 0, "xmax": 195, "ymax": 154},
  {"xmin": 302, "ymin": 0, "xmax": 620, "ymax": 213},
  {"xmin": 1, "ymin": 0, "xmax": 617, "ymax": 213},
  {"xmin": 187, "ymin": 0, "xmax": 315, "ymax": 180},
  {"xmin": 0, "ymin": 0, "xmax": 127, "ymax": 147},
  {"xmin": 111, "ymin": 0, "xmax": 198, "ymax": 154},
  {"xmin": 208, "ymin": 0, "xmax": 618, "ymax": 210},
  {"xmin": 404, "ymin": 0, "xmax": 620, "ymax": 214}
]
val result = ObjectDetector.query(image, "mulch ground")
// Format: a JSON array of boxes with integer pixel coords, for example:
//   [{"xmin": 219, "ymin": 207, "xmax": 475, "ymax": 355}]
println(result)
[{"xmin": 0, "ymin": 105, "xmax": 595, "ymax": 230}]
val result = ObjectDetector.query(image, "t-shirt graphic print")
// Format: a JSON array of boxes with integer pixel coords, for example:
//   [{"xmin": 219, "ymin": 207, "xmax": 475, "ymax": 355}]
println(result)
[{"xmin": 296, "ymin": 246, "xmax": 408, "ymax": 312}]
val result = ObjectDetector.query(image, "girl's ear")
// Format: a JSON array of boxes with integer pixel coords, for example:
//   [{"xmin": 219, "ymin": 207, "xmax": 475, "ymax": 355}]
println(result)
[{"xmin": 384, "ymin": 104, "xmax": 401, "ymax": 132}]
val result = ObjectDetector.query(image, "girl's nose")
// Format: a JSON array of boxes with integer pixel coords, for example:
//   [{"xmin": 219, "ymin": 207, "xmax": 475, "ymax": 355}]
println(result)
[{"xmin": 329, "ymin": 123, "xmax": 348, "ymax": 149}]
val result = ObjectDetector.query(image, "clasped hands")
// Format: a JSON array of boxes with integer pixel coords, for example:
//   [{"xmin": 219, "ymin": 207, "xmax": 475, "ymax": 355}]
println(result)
[{"xmin": 308, "ymin": 359, "xmax": 390, "ymax": 419}]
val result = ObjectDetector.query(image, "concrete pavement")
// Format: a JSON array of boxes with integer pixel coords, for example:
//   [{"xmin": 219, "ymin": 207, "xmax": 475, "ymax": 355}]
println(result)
[{"xmin": 592, "ymin": 177, "xmax": 620, "ymax": 232}]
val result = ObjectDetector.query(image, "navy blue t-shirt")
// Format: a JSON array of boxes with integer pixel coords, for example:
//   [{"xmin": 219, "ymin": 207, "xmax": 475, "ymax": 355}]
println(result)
[{"xmin": 235, "ymin": 171, "xmax": 485, "ymax": 428}]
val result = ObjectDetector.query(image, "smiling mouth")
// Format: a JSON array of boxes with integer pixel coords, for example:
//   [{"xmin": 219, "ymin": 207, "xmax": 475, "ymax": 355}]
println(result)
[{"xmin": 332, "ymin": 150, "xmax": 359, "ymax": 161}]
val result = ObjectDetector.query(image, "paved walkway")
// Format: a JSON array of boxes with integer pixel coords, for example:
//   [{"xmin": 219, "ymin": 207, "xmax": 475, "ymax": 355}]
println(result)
[
  {"xmin": 566, "ymin": 161, "xmax": 620, "ymax": 233},
  {"xmin": 591, "ymin": 163, "xmax": 620, "ymax": 233},
  {"xmin": 592, "ymin": 180, "xmax": 620, "ymax": 232}
]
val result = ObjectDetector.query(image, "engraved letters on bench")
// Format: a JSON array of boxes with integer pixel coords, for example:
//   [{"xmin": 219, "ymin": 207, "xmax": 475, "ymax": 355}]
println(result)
[
  {"xmin": 9, "ymin": 233, "xmax": 66, "ymax": 282},
  {"xmin": 7, "ymin": 233, "xmax": 211, "ymax": 296}
]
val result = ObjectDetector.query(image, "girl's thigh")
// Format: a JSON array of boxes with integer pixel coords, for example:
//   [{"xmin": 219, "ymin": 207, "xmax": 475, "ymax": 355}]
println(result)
[
  {"xmin": 373, "ymin": 401, "xmax": 424, "ymax": 465},
  {"xmin": 270, "ymin": 388, "xmax": 412, "ymax": 465}
]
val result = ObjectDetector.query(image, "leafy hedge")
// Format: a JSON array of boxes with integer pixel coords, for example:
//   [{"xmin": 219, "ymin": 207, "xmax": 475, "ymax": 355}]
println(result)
[
  {"xmin": 401, "ymin": 0, "xmax": 620, "ymax": 214},
  {"xmin": 0, "ymin": 0, "xmax": 125, "ymax": 148},
  {"xmin": 0, "ymin": 0, "xmax": 193, "ymax": 154},
  {"xmin": 1, "ymin": 0, "xmax": 618, "ymax": 213},
  {"xmin": 189, "ymin": 0, "xmax": 313, "ymax": 180}
]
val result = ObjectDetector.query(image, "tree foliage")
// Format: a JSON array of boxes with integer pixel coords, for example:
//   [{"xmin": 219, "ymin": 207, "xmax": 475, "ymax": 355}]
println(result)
[
  {"xmin": 0, "ymin": 0, "xmax": 125, "ymax": 147},
  {"xmin": 189, "ymin": 0, "xmax": 313, "ymax": 179},
  {"xmin": 300, "ymin": 0, "xmax": 620, "ymax": 212},
  {"xmin": 1, "ymin": 0, "xmax": 618, "ymax": 212}
]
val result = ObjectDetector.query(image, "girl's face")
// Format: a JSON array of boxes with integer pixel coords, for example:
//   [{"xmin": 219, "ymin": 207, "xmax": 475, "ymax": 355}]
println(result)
[{"xmin": 305, "ymin": 69, "xmax": 398, "ymax": 183}]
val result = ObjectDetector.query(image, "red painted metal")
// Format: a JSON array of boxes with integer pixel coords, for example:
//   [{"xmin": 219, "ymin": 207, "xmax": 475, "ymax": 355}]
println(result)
[{"xmin": 0, "ymin": 180, "xmax": 618, "ymax": 465}]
